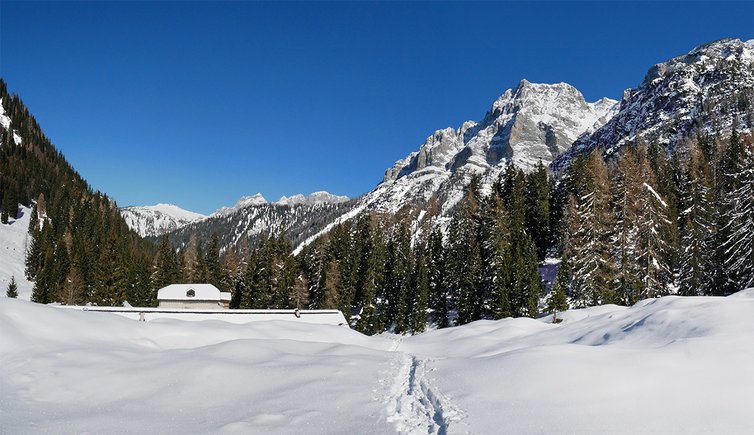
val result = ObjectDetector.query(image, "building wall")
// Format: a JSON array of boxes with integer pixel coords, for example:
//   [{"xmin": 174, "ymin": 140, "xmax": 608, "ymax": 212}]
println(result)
[{"xmin": 158, "ymin": 300, "xmax": 224, "ymax": 310}]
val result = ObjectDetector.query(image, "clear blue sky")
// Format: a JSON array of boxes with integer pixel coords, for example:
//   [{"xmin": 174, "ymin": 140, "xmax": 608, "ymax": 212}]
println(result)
[{"xmin": 1, "ymin": 1, "xmax": 752, "ymax": 215}]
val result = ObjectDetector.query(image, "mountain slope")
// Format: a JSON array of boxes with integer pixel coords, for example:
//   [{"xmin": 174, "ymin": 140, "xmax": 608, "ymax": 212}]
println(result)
[
  {"xmin": 211, "ymin": 193, "xmax": 268, "ymax": 218},
  {"xmin": 363, "ymin": 80, "xmax": 617, "ymax": 215},
  {"xmin": 163, "ymin": 199, "xmax": 357, "ymax": 253},
  {"xmin": 0, "ymin": 205, "xmax": 34, "ymax": 300},
  {"xmin": 555, "ymin": 38, "xmax": 754, "ymax": 170},
  {"xmin": 0, "ymin": 79, "xmax": 155, "ymax": 306},
  {"xmin": 120, "ymin": 204, "xmax": 206, "ymax": 238}
]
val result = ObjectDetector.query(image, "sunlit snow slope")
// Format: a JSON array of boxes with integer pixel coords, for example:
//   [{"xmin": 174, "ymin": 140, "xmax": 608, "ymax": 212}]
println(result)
[
  {"xmin": 2, "ymin": 291, "xmax": 754, "ymax": 434},
  {"xmin": 0, "ymin": 205, "xmax": 33, "ymax": 300}
]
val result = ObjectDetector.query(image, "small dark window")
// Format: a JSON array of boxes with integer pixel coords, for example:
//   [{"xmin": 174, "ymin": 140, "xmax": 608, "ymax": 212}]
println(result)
[{"xmin": 186, "ymin": 289, "xmax": 195, "ymax": 297}]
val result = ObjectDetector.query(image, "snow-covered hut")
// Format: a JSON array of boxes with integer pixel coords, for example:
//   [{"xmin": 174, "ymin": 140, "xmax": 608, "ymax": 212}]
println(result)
[{"xmin": 157, "ymin": 284, "xmax": 231, "ymax": 310}]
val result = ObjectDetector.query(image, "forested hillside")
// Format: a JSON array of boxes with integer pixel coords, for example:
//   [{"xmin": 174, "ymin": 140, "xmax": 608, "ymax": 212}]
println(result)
[
  {"xmin": 0, "ymin": 80, "xmax": 157, "ymax": 306},
  {"xmin": 150, "ymin": 132, "xmax": 753, "ymax": 335}
]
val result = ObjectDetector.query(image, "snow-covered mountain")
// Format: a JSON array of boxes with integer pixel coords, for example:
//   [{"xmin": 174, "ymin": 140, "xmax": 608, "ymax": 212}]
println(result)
[
  {"xmin": 165, "ymin": 199, "xmax": 357, "ymax": 253},
  {"xmin": 210, "ymin": 191, "xmax": 349, "ymax": 217},
  {"xmin": 120, "ymin": 204, "xmax": 206, "ymax": 238},
  {"xmin": 277, "ymin": 191, "xmax": 349, "ymax": 206},
  {"xmin": 126, "ymin": 191, "xmax": 350, "ymax": 249},
  {"xmin": 211, "ymin": 193, "xmax": 268, "ymax": 218},
  {"xmin": 362, "ymin": 80, "xmax": 618, "ymax": 215},
  {"xmin": 555, "ymin": 38, "xmax": 754, "ymax": 171}
]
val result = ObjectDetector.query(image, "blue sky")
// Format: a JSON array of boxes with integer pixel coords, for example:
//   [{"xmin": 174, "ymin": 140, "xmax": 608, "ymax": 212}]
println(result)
[{"xmin": 1, "ymin": 1, "xmax": 753, "ymax": 214}]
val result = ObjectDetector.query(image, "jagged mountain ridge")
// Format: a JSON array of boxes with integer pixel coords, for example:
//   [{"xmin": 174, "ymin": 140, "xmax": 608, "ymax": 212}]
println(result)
[
  {"xmin": 364, "ymin": 80, "xmax": 618, "ymax": 216},
  {"xmin": 284, "ymin": 78, "xmax": 617, "ymax": 248},
  {"xmin": 211, "ymin": 193, "xmax": 268, "ymax": 218},
  {"xmin": 162, "ymin": 199, "xmax": 358, "ymax": 253},
  {"xmin": 122, "ymin": 191, "xmax": 350, "ymax": 238},
  {"xmin": 555, "ymin": 38, "xmax": 754, "ymax": 171},
  {"xmin": 120, "ymin": 204, "xmax": 207, "ymax": 238}
]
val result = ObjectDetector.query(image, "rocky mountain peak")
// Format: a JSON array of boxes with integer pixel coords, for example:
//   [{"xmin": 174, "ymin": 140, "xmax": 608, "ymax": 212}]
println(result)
[
  {"xmin": 277, "ymin": 191, "xmax": 349, "ymax": 206},
  {"xmin": 211, "ymin": 193, "xmax": 268, "ymax": 217},
  {"xmin": 371, "ymin": 81, "xmax": 617, "ymax": 215}
]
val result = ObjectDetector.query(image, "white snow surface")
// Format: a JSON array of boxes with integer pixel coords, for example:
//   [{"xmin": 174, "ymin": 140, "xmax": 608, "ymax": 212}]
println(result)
[
  {"xmin": 0, "ymin": 98, "xmax": 11, "ymax": 131},
  {"xmin": 212, "ymin": 193, "xmax": 269, "ymax": 217},
  {"xmin": 0, "ymin": 205, "xmax": 34, "ymax": 300},
  {"xmin": 3, "ymin": 291, "xmax": 754, "ymax": 434}
]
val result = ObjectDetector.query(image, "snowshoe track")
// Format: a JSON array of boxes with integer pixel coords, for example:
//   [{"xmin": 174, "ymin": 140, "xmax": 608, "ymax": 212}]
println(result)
[{"xmin": 386, "ymin": 350, "xmax": 464, "ymax": 435}]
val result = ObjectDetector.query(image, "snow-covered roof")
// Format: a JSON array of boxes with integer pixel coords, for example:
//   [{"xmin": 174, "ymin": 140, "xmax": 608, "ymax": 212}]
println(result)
[
  {"xmin": 157, "ymin": 284, "xmax": 222, "ymax": 301},
  {"xmin": 220, "ymin": 292, "xmax": 232, "ymax": 301}
]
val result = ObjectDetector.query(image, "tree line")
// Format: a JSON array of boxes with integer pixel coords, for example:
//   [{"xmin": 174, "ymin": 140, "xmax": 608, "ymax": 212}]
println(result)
[{"xmin": 552, "ymin": 131, "xmax": 754, "ymax": 308}]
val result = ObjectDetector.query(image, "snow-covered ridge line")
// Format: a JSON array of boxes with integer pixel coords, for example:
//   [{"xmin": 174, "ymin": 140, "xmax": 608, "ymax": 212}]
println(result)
[
  {"xmin": 120, "ymin": 203, "xmax": 206, "ymax": 238},
  {"xmin": 210, "ymin": 191, "xmax": 349, "ymax": 218}
]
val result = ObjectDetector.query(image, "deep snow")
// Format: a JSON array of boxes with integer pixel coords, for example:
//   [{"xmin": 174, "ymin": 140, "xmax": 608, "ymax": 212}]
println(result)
[
  {"xmin": 0, "ymin": 205, "xmax": 34, "ymax": 300},
  {"xmin": 2, "ymin": 291, "xmax": 754, "ymax": 434}
]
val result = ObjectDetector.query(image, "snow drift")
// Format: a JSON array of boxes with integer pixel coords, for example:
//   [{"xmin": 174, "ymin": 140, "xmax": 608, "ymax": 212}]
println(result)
[{"xmin": 2, "ymin": 290, "xmax": 754, "ymax": 434}]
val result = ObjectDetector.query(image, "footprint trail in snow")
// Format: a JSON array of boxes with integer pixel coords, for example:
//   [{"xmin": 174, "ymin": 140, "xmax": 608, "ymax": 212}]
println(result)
[{"xmin": 385, "ymin": 337, "xmax": 466, "ymax": 435}]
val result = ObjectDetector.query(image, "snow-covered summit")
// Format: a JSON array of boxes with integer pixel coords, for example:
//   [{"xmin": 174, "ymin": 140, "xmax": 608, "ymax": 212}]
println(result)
[
  {"xmin": 556, "ymin": 38, "xmax": 754, "ymax": 170},
  {"xmin": 120, "ymin": 203, "xmax": 206, "ymax": 238},
  {"xmin": 211, "ymin": 193, "xmax": 268, "ymax": 217},
  {"xmin": 368, "ymin": 80, "xmax": 617, "ymax": 215},
  {"xmin": 277, "ymin": 191, "xmax": 349, "ymax": 206}
]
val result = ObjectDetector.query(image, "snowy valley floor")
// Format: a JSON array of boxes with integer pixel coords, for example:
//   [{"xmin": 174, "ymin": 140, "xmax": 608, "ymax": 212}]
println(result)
[{"xmin": 2, "ymin": 292, "xmax": 754, "ymax": 434}]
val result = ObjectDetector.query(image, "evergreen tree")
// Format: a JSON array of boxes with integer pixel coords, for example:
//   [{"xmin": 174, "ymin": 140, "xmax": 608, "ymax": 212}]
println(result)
[
  {"xmin": 634, "ymin": 148, "xmax": 675, "ymax": 299},
  {"xmin": 152, "ymin": 234, "xmax": 180, "ymax": 291},
  {"xmin": 411, "ymin": 249, "xmax": 429, "ymax": 333},
  {"xmin": 6, "ymin": 275, "xmax": 18, "ymax": 298},
  {"xmin": 383, "ymin": 222, "xmax": 412, "ymax": 333},
  {"xmin": 204, "ymin": 233, "xmax": 223, "ymax": 289},
  {"xmin": 678, "ymin": 143, "xmax": 715, "ymax": 296},
  {"xmin": 721, "ymin": 138, "xmax": 754, "ymax": 292},
  {"xmin": 525, "ymin": 162, "xmax": 551, "ymax": 261},
  {"xmin": 321, "ymin": 258, "xmax": 341, "ymax": 310},
  {"xmin": 546, "ymin": 258, "xmax": 569, "ymax": 323},
  {"xmin": 479, "ymin": 193, "xmax": 512, "ymax": 319},
  {"xmin": 612, "ymin": 146, "xmax": 643, "ymax": 304},
  {"xmin": 355, "ymin": 216, "xmax": 386, "ymax": 335},
  {"xmin": 566, "ymin": 151, "xmax": 617, "ymax": 307},
  {"xmin": 426, "ymin": 227, "xmax": 448, "ymax": 327},
  {"xmin": 447, "ymin": 177, "xmax": 482, "ymax": 325}
]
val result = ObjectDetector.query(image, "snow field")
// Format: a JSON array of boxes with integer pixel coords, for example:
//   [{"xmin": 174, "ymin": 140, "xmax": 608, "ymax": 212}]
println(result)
[{"xmin": 2, "ymin": 290, "xmax": 754, "ymax": 434}]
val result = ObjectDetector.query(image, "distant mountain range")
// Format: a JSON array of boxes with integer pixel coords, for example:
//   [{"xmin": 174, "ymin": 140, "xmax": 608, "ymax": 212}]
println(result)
[
  {"xmin": 120, "ymin": 191, "xmax": 350, "ymax": 238},
  {"xmin": 119, "ymin": 38, "xmax": 754, "ymax": 254}
]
